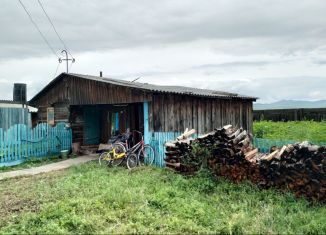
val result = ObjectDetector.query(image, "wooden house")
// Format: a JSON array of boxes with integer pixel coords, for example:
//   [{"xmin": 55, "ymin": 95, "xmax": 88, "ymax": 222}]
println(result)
[{"xmin": 30, "ymin": 73, "xmax": 256, "ymax": 165}]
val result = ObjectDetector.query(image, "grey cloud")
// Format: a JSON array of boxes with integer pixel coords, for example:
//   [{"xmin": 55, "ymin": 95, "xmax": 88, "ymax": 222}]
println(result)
[
  {"xmin": 313, "ymin": 60, "xmax": 326, "ymax": 65},
  {"xmin": 192, "ymin": 61, "xmax": 273, "ymax": 69},
  {"xmin": 1, "ymin": 0, "xmax": 326, "ymax": 103},
  {"xmin": 2, "ymin": 0, "xmax": 326, "ymax": 59},
  {"xmin": 207, "ymin": 76, "xmax": 326, "ymax": 102}
]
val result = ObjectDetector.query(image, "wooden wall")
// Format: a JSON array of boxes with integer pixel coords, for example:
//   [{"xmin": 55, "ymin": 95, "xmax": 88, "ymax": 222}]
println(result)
[
  {"xmin": 0, "ymin": 107, "xmax": 31, "ymax": 130},
  {"xmin": 31, "ymin": 74, "xmax": 254, "ymax": 137},
  {"xmin": 68, "ymin": 76, "xmax": 152, "ymax": 105},
  {"xmin": 31, "ymin": 74, "xmax": 151, "ymax": 116},
  {"xmin": 149, "ymin": 94, "xmax": 253, "ymax": 133}
]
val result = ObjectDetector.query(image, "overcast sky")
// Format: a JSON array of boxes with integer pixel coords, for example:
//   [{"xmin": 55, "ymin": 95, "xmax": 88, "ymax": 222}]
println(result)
[{"xmin": 1, "ymin": 0, "xmax": 326, "ymax": 103}]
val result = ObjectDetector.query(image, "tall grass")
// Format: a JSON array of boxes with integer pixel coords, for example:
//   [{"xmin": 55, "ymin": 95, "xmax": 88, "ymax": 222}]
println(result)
[
  {"xmin": 254, "ymin": 120, "xmax": 326, "ymax": 143},
  {"xmin": 0, "ymin": 162, "xmax": 325, "ymax": 234}
]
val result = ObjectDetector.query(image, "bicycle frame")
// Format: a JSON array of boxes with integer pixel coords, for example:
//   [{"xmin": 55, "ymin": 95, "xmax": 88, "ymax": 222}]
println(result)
[
  {"xmin": 127, "ymin": 130, "xmax": 146, "ymax": 155},
  {"xmin": 106, "ymin": 130, "xmax": 146, "ymax": 161},
  {"xmin": 104, "ymin": 148, "xmax": 126, "ymax": 160}
]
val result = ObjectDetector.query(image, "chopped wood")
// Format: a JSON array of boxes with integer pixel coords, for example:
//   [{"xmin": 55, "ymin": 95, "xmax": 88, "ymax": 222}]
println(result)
[
  {"xmin": 165, "ymin": 142, "xmax": 176, "ymax": 148},
  {"xmin": 276, "ymin": 145, "xmax": 287, "ymax": 160},
  {"xmin": 165, "ymin": 161, "xmax": 181, "ymax": 168},
  {"xmin": 261, "ymin": 150, "xmax": 279, "ymax": 161},
  {"xmin": 245, "ymin": 148, "xmax": 258, "ymax": 160},
  {"xmin": 233, "ymin": 130, "xmax": 247, "ymax": 144},
  {"xmin": 164, "ymin": 125, "xmax": 326, "ymax": 202},
  {"xmin": 177, "ymin": 128, "xmax": 196, "ymax": 140}
]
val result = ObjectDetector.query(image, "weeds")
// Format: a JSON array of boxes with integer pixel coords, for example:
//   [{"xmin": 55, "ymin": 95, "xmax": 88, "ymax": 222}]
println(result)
[
  {"xmin": 254, "ymin": 120, "xmax": 326, "ymax": 143},
  {"xmin": 0, "ymin": 162, "xmax": 325, "ymax": 234}
]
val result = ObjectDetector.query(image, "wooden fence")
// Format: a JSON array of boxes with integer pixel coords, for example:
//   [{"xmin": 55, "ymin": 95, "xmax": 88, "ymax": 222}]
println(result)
[
  {"xmin": 0, "ymin": 107, "xmax": 31, "ymax": 130},
  {"xmin": 149, "ymin": 132, "xmax": 200, "ymax": 167},
  {"xmin": 253, "ymin": 108, "xmax": 326, "ymax": 122},
  {"xmin": 0, "ymin": 122, "xmax": 72, "ymax": 167}
]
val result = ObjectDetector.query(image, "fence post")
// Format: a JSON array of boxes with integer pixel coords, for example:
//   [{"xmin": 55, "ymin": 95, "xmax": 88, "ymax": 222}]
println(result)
[{"xmin": 143, "ymin": 101, "xmax": 150, "ymax": 145}]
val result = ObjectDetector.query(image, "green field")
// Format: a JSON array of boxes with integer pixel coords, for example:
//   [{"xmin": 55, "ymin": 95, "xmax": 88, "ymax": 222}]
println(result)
[
  {"xmin": 0, "ymin": 162, "xmax": 325, "ymax": 234},
  {"xmin": 254, "ymin": 121, "xmax": 326, "ymax": 143}
]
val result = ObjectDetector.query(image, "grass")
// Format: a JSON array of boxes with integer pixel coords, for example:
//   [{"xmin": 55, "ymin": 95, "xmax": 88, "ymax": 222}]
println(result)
[
  {"xmin": 0, "ymin": 154, "xmax": 73, "ymax": 173},
  {"xmin": 254, "ymin": 120, "xmax": 326, "ymax": 143},
  {"xmin": 0, "ymin": 162, "xmax": 325, "ymax": 234}
]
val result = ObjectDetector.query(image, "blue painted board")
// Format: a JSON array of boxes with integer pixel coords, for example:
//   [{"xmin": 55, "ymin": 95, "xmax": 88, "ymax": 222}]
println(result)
[{"xmin": 84, "ymin": 107, "xmax": 100, "ymax": 145}]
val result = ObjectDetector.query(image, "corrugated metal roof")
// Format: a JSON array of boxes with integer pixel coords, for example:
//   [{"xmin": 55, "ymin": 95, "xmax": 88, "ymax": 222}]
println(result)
[
  {"xmin": 70, "ymin": 73, "xmax": 257, "ymax": 100},
  {"xmin": 0, "ymin": 100, "xmax": 20, "ymax": 104},
  {"xmin": 0, "ymin": 101, "xmax": 38, "ymax": 112}
]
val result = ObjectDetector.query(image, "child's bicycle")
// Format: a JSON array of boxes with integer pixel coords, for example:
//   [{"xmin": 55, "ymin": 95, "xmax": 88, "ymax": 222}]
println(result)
[{"xmin": 99, "ymin": 131, "xmax": 155, "ymax": 169}]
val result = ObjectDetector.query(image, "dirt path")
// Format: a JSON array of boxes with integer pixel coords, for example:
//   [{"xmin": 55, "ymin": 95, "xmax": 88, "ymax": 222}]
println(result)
[{"xmin": 0, "ymin": 155, "xmax": 98, "ymax": 181}]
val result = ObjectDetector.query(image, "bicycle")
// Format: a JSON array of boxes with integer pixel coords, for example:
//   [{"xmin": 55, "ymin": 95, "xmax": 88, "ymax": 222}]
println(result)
[
  {"xmin": 125, "ymin": 130, "xmax": 155, "ymax": 169},
  {"xmin": 98, "ymin": 142, "xmax": 126, "ymax": 166},
  {"xmin": 99, "ymin": 130, "xmax": 155, "ymax": 169}
]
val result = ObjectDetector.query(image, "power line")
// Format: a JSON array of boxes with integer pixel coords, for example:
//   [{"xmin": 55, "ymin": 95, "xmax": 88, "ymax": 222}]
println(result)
[
  {"xmin": 53, "ymin": 62, "xmax": 61, "ymax": 78},
  {"xmin": 17, "ymin": 0, "xmax": 59, "ymax": 58},
  {"xmin": 68, "ymin": 60, "xmax": 74, "ymax": 73},
  {"xmin": 37, "ymin": 0, "xmax": 73, "ymax": 58}
]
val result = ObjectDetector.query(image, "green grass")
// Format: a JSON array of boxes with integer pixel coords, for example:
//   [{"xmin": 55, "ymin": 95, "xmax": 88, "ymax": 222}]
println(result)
[
  {"xmin": 0, "ymin": 155, "xmax": 69, "ymax": 173},
  {"xmin": 254, "ymin": 120, "xmax": 326, "ymax": 143},
  {"xmin": 0, "ymin": 162, "xmax": 325, "ymax": 234}
]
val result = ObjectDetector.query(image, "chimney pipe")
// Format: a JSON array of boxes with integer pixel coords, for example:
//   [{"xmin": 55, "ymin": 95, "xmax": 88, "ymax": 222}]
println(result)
[
  {"xmin": 100, "ymin": 71, "xmax": 103, "ymax": 77},
  {"xmin": 13, "ymin": 83, "xmax": 27, "ymax": 104}
]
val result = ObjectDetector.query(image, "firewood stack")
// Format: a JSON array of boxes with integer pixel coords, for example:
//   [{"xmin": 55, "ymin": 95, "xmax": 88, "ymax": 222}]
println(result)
[
  {"xmin": 164, "ymin": 125, "xmax": 326, "ymax": 202},
  {"xmin": 259, "ymin": 142, "xmax": 326, "ymax": 202},
  {"xmin": 164, "ymin": 128, "xmax": 200, "ymax": 174},
  {"xmin": 196, "ymin": 125, "xmax": 262, "ymax": 183}
]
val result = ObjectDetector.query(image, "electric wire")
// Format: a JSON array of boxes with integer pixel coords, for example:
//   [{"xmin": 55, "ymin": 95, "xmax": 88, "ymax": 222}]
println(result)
[
  {"xmin": 17, "ymin": 0, "xmax": 59, "ymax": 58},
  {"xmin": 37, "ymin": 0, "xmax": 74, "ymax": 58},
  {"xmin": 53, "ymin": 62, "xmax": 61, "ymax": 78},
  {"xmin": 68, "ymin": 60, "xmax": 73, "ymax": 73}
]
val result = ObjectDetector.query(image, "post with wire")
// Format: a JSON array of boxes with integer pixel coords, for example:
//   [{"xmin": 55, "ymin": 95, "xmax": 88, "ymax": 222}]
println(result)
[{"xmin": 59, "ymin": 50, "xmax": 75, "ymax": 73}]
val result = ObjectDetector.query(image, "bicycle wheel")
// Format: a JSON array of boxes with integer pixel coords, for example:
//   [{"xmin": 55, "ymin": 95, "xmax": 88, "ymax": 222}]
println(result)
[
  {"xmin": 98, "ymin": 152, "xmax": 111, "ymax": 166},
  {"xmin": 111, "ymin": 142, "xmax": 126, "ymax": 167},
  {"xmin": 138, "ymin": 145, "xmax": 155, "ymax": 166},
  {"xmin": 126, "ymin": 153, "xmax": 138, "ymax": 169}
]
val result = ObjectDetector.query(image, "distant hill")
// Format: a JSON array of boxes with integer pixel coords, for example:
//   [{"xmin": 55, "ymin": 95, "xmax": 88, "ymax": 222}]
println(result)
[{"xmin": 253, "ymin": 100, "xmax": 326, "ymax": 110}]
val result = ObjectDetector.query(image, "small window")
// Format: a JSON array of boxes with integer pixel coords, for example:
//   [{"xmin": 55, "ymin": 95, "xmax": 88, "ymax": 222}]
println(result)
[{"xmin": 47, "ymin": 107, "xmax": 55, "ymax": 126}]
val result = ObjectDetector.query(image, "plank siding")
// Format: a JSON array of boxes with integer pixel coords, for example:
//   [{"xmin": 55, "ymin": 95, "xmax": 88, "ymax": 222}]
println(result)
[
  {"xmin": 149, "ymin": 95, "xmax": 253, "ymax": 133},
  {"xmin": 31, "ymin": 74, "xmax": 254, "ymax": 138},
  {"xmin": 69, "ymin": 77, "xmax": 152, "ymax": 105}
]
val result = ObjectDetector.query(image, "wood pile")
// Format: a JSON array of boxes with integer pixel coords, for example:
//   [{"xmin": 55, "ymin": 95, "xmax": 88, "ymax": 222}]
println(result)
[
  {"xmin": 164, "ymin": 125, "xmax": 326, "ymax": 202},
  {"xmin": 259, "ymin": 142, "xmax": 326, "ymax": 202},
  {"xmin": 164, "ymin": 128, "xmax": 199, "ymax": 174}
]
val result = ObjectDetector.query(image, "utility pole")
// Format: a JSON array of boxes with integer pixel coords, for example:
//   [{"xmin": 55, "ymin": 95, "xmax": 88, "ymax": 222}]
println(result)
[{"xmin": 59, "ymin": 50, "xmax": 75, "ymax": 73}]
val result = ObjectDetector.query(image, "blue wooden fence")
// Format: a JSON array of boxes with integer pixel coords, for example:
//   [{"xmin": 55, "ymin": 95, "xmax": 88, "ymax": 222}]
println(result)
[
  {"xmin": 149, "ymin": 132, "xmax": 199, "ymax": 168},
  {"xmin": 253, "ymin": 137, "xmax": 326, "ymax": 153},
  {"xmin": 0, "ymin": 122, "xmax": 72, "ymax": 167}
]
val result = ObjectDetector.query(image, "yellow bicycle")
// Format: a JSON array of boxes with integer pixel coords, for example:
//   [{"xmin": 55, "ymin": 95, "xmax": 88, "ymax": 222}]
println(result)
[{"xmin": 98, "ymin": 142, "xmax": 127, "ymax": 167}]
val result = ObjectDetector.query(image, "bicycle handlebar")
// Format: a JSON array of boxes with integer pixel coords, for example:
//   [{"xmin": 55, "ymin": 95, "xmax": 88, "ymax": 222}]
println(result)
[{"xmin": 131, "ymin": 130, "xmax": 144, "ymax": 140}]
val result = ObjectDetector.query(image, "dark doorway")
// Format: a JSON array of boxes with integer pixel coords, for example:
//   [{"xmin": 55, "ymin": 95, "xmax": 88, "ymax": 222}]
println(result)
[{"xmin": 84, "ymin": 106, "xmax": 100, "ymax": 145}]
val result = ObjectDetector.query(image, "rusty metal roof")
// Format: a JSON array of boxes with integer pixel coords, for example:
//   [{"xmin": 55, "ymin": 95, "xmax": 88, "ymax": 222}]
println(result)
[{"xmin": 70, "ymin": 73, "xmax": 257, "ymax": 100}]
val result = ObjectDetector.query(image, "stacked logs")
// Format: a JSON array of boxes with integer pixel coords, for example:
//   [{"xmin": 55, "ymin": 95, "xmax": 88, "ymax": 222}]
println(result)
[
  {"xmin": 165, "ymin": 129, "xmax": 200, "ymax": 174},
  {"xmin": 259, "ymin": 142, "xmax": 326, "ymax": 202},
  {"xmin": 164, "ymin": 125, "xmax": 326, "ymax": 202}
]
